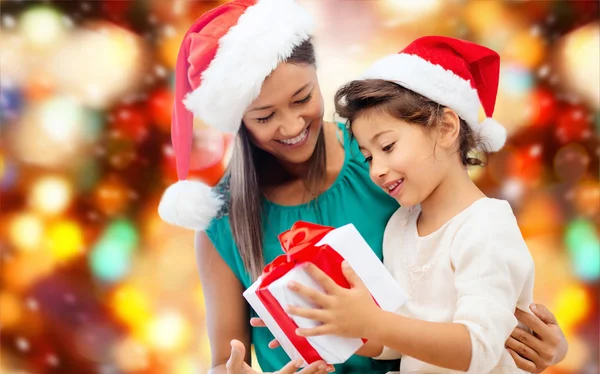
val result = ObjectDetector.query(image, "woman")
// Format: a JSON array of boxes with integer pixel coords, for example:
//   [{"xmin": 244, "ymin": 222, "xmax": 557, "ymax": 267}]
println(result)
[{"xmin": 158, "ymin": 1, "xmax": 568, "ymax": 373}]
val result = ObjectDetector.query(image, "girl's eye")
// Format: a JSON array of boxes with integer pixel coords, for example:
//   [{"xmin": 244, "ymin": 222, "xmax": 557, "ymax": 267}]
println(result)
[
  {"xmin": 364, "ymin": 155, "xmax": 372, "ymax": 164},
  {"xmin": 382, "ymin": 142, "xmax": 395, "ymax": 152},
  {"xmin": 256, "ymin": 112, "xmax": 275, "ymax": 123}
]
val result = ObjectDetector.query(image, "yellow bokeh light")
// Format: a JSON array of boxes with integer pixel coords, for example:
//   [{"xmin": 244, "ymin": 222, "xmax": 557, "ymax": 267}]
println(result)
[
  {"xmin": 504, "ymin": 30, "xmax": 546, "ymax": 69},
  {"xmin": 112, "ymin": 337, "xmax": 150, "ymax": 373},
  {"xmin": 553, "ymin": 284, "xmax": 590, "ymax": 335},
  {"xmin": 172, "ymin": 356, "xmax": 199, "ymax": 374},
  {"xmin": 9, "ymin": 213, "xmax": 44, "ymax": 251},
  {"xmin": 49, "ymin": 22, "xmax": 148, "ymax": 109},
  {"xmin": 158, "ymin": 26, "xmax": 186, "ymax": 69},
  {"xmin": 557, "ymin": 22, "xmax": 600, "ymax": 110},
  {"xmin": 1, "ymin": 251, "xmax": 56, "ymax": 292},
  {"xmin": 45, "ymin": 220, "xmax": 84, "ymax": 262},
  {"xmin": 29, "ymin": 176, "xmax": 73, "ymax": 216},
  {"xmin": 39, "ymin": 98, "xmax": 84, "ymax": 144},
  {"xmin": 0, "ymin": 152, "xmax": 5, "ymax": 179},
  {"xmin": 0, "ymin": 292, "xmax": 23, "ymax": 328},
  {"xmin": 20, "ymin": 6, "xmax": 66, "ymax": 48},
  {"xmin": 110, "ymin": 284, "xmax": 152, "ymax": 333},
  {"xmin": 383, "ymin": 0, "xmax": 441, "ymax": 16},
  {"xmin": 464, "ymin": 0, "xmax": 506, "ymax": 35},
  {"xmin": 144, "ymin": 311, "xmax": 190, "ymax": 352}
]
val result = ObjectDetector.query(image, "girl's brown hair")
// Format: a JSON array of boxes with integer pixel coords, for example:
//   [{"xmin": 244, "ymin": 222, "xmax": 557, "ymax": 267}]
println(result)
[{"xmin": 334, "ymin": 79, "xmax": 488, "ymax": 166}]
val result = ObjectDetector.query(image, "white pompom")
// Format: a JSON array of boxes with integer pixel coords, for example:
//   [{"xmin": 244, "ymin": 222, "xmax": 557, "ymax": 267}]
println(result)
[
  {"xmin": 478, "ymin": 117, "xmax": 508, "ymax": 152},
  {"xmin": 158, "ymin": 180, "xmax": 223, "ymax": 231}
]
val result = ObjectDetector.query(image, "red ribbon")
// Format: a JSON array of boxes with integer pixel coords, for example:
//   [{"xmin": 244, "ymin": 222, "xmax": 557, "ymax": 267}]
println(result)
[{"xmin": 256, "ymin": 221, "xmax": 351, "ymax": 364}]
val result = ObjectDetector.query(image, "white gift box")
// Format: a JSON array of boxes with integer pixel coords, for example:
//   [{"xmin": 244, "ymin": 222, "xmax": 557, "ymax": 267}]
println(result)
[{"xmin": 243, "ymin": 223, "xmax": 408, "ymax": 366}]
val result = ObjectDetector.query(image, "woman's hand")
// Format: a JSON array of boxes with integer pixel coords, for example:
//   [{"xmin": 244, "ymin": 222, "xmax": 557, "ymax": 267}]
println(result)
[
  {"xmin": 225, "ymin": 339, "xmax": 331, "ymax": 374},
  {"xmin": 286, "ymin": 262, "xmax": 380, "ymax": 339},
  {"xmin": 248, "ymin": 319, "xmax": 335, "ymax": 372},
  {"xmin": 506, "ymin": 304, "xmax": 568, "ymax": 373},
  {"xmin": 250, "ymin": 318, "xmax": 281, "ymax": 349}
]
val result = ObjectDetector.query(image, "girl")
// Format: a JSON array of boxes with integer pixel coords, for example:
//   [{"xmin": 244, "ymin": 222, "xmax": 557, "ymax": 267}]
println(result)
[
  {"xmin": 157, "ymin": 0, "xmax": 568, "ymax": 372},
  {"xmin": 285, "ymin": 36, "xmax": 549, "ymax": 373}
]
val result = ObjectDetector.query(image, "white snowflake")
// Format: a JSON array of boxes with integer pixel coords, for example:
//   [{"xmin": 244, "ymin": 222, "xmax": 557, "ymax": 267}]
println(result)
[
  {"xmin": 26, "ymin": 298, "xmax": 39, "ymax": 311},
  {"xmin": 2, "ymin": 15, "xmax": 16, "ymax": 29},
  {"xmin": 16, "ymin": 337, "xmax": 30, "ymax": 352}
]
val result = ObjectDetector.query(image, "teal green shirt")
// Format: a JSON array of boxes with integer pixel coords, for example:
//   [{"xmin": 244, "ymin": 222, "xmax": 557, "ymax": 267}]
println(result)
[{"xmin": 206, "ymin": 124, "xmax": 400, "ymax": 373}]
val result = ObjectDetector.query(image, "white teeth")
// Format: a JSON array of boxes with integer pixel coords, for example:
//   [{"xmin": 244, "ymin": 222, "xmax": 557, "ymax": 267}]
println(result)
[
  {"xmin": 386, "ymin": 179, "xmax": 403, "ymax": 190},
  {"xmin": 278, "ymin": 128, "xmax": 308, "ymax": 145}
]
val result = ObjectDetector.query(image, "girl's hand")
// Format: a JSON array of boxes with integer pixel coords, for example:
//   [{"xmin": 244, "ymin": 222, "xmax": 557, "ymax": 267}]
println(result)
[
  {"xmin": 225, "ymin": 339, "xmax": 331, "ymax": 374},
  {"xmin": 286, "ymin": 261, "xmax": 380, "ymax": 339},
  {"xmin": 506, "ymin": 304, "xmax": 568, "ymax": 373}
]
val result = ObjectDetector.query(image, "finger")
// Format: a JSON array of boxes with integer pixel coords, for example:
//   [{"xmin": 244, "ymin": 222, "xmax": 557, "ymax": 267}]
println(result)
[
  {"xmin": 288, "ymin": 281, "xmax": 331, "ymax": 307},
  {"xmin": 250, "ymin": 317, "xmax": 266, "ymax": 327},
  {"xmin": 296, "ymin": 324, "xmax": 335, "ymax": 337},
  {"xmin": 287, "ymin": 305, "xmax": 330, "ymax": 322},
  {"xmin": 304, "ymin": 263, "xmax": 341, "ymax": 294},
  {"xmin": 276, "ymin": 359, "xmax": 303, "ymax": 374},
  {"xmin": 297, "ymin": 361, "xmax": 330, "ymax": 374},
  {"xmin": 341, "ymin": 261, "xmax": 364, "ymax": 289},
  {"xmin": 226, "ymin": 340, "xmax": 246, "ymax": 373},
  {"xmin": 515, "ymin": 308, "xmax": 551, "ymax": 340},
  {"xmin": 507, "ymin": 347, "xmax": 538, "ymax": 373},
  {"xmin": 530, "ymin": 303, "xmax": 558, "ymax": 325},
  {"xmin": 510, "ymin": 326, "xmax": 544, "ymax": 354},
  {"xmin": 268, "ymin": 339, "xmax": 280, "ymax": 349},
  {"xmin": 505, "ymin": 336, "xmax": 542, "ymax": 365}
]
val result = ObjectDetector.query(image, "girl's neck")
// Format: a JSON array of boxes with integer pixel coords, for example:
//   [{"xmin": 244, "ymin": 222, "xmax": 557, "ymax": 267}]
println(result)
[{"xmin": 417, "ymin": 164, "xmax": 485, "ymax": 236}]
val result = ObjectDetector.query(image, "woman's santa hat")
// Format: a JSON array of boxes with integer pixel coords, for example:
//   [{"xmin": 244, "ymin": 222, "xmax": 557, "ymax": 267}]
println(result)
[
  {"xmin": 360, "ymin": 36, "xmax": 507, "ymax": 152},
  {"xmin": 158, "ymin": 0, "xmax": 314, "ymax": 231}
]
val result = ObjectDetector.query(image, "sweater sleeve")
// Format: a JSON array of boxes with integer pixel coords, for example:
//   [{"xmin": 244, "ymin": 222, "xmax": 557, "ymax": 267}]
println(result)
[{"xmin": 450, "ymin": 211, "xmax": 535, "ymax": 373}]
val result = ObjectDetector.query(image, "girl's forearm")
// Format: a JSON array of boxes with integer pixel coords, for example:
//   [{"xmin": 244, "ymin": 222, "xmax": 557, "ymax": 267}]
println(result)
[
  {"xmin": 355, "ymin": 340, "xmax": 384, "ymax": 357},
  {"xmin": 365, "ymin": 310, "xmax": 472, "ymax": 371}
]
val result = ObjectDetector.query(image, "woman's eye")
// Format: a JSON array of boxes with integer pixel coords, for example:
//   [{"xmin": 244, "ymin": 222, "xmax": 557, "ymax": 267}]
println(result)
[
  {"xmin": 364, "ymin": 155, "xmax": 372, "ymax": 164},
  {"xmin": 256, "ymin": 112, "xmax": 275, "ymax": 123},
  {"xmin": 295, "ymin": 93, "xmax": 312, "ymax": 104}
]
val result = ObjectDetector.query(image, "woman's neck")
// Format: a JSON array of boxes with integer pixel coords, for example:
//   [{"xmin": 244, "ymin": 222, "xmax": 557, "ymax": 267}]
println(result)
[
  {"xmin": 418, "ymin": 164, "xmax": 485, "ymax": 236},
  {"xmin": 260, "ymin": 122, "xmax": 345, "ymax": 205}
]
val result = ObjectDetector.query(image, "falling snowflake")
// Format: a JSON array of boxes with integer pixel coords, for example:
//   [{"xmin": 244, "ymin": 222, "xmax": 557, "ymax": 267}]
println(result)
[
  {"xmin": 155, "ymin": 65, "xmax": 168, "ymax": 78},
  {"xmin": 2, "ymin": 15, "xmax": 16, "ymax": 29},
  {"xmin": 47, "ymin": 354, "xmax": 60, "ymax": 367},
  {"xmin": 538, "ymin": 65, "xmax": 550, "ymax": 78},
  {"xmin": 16, "ymin": 337, "xmax": 30, "ymax": 352},
  {"xmin": 529, "ymin": 144, "xmax": 543, "ymax": 157},
  {"xmin": 501, "ymin": 179, "xmax": 524, "ymax": 203},
  {"xmin": 64, "ymin": 293, "xmax": 76, "ymax": 305},
  {"xmin": 26, "ymin": 298, "xmax": 39, "ymax": 311}
]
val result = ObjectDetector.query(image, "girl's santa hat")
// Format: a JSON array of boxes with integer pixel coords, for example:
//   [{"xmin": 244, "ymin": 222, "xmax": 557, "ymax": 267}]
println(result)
[
  {"xmin": 360, "ymin": 36, "xmax": 507, "ymax": 152},
  {"xmin": 158, "ymin": 0, "xmax": 314, "ymax": 231}
]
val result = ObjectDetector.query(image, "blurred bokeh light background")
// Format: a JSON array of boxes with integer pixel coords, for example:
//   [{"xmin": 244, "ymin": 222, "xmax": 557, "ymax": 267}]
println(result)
[{"xmin": 0, "ymin": 1, "xmax": 598, "ymax": 373}]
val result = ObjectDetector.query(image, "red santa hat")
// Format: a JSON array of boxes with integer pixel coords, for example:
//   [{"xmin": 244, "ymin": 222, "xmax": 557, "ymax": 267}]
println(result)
[
  {"xmin": 158, "ymin": 0, "xmax": 314, "ymax": 231},
  {"xmin": 359, "ymin": 36, "xmax": 507, "ymax": 152}
]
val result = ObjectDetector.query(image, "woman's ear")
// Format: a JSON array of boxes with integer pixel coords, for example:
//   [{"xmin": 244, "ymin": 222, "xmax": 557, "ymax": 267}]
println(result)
[{"xmin": 437, "ymin": 108, "xmax": 461, "ymax": 149}]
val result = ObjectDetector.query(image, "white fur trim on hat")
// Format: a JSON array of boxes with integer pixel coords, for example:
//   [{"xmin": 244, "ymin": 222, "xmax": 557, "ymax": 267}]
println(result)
[
  {"xmin": 183, "ymin": 0, "xmax": 315, "ymax": 134},
  {"xmin": 478, "ymin": 117, "xmax": 507, "ymax": 152},
  {"xmin": 158, "ymin": 180, "xmax": 223, "ymax": 231},
  {"xmin": 360, "ymin": 53, "xmax": 481, "ymax": 129}
]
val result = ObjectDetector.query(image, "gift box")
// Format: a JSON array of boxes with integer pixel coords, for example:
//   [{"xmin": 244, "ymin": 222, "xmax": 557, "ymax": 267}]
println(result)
[{"xmin": 243, "ymin": 221, "xmax": 408, "ymax": 366}]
